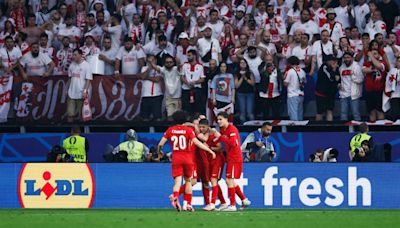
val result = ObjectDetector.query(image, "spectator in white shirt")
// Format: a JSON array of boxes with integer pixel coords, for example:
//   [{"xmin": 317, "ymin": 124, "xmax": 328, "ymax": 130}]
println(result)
[
  {"xmin": 287, "ymin": 0, "xmax": 306, "ymax": 27},
  {"xmin": 284, "ymin": 56, "xmax": 306, "ymax": 121},
  {"xmin": 157, "ymin": 11, "xmax": 174, "ymax": 42},
  {"xmin": 254, "ymin": 0, "xmax": 268, "ymax": 29},
  {"xmin": 39, "ymin": 32, "xmax": 56, "ymax": 61},
  {"xmin": 143, "ymin": 34, "xmax": 175, "ymax": 65},
  {"xmin": 237, "ymin": 46, "xmax": 263, "ymax": 84},
  {"xmin": 80, "ymin": 35, "xmax": 100, "ymax": 60},
  {"xmin": 90, "ymin": 0, "xmax": 110, "ymax": 22},
  {"xmin": 264, "ymin": 4, "xmax": 287, "ymax": 43},
  {"xmin": 20, "ymin": 42, "xmax": 55, "ymax": 78},
  {"xmin": 289, "ymin": 9, "xmax": 319, "ymax": 41},
  {"xmin": 209, "ymin": 9, "xmax": 224, "ymax": 39},
  {"xmin": 321, "ymin": 8, "xmax": 346, "ymax": 47},
  {"xmin": 66, "ymin": 48, "xmax": 93, "ymax": 122},
  {"xmin": 353, "ymin": 0, "xmax": 370, "ymax": 33},
  {"xmin": 385, "ymin": 56, "xmax": 400, "ymax": 120},
  {"xmin": 197, "ymin": 25, "xmax": 222, "ymax": 67},
  {"xmin": 383, "ymin": 32, "xmax": 400, "ymax": 70},
  {"xmin": 48, "ymin": 9, "xmax": 65, "ymax": 38},
  {"xmin": 35, "ymin": 0, "xmax": 51, "ymax": 26},
  {"xmin": 334, "ymin": 0, "xmax": 353, "ymax": 29},
  {"xmin": 256, "ymin": 29, "xmax": 277, "ymax": 57},
  {"xmin": 175, "ymin": 32, "xmax": 197, "ymax": 66},
  {"xmin": 349, "ymin": 26, "xmax": 363, "ymax": 53},
  {"xmin": 139, "ymin": 55, "xmax": 164, "ymax": 121},
  {"xmin": 149, "ymin": 55, "xmax": 182, "ymax": 120},
  {"xmin": 291, "ymin": 33, "xmax": 313, "ymax": 71},
  {"xmin": 365, "ymin": 10, "xmax": 387, "ymax": 40},
  {"xmin": 144, "ymin": 18, "xmax": 160, "ymax": 45},
  {"xmin": 231, "ymin": 5, "xmax": 246, "ymax": 30},
  {"xmin": 0, "ymin": 36, "xmax": 22, "ymax": 77},
  {"xmin": 95, "ymin": 10, "xmax": 106, "ymax": 27},
  {"xmin": 102, "ymin": 14, "xmax": 122, "ymax": 51},
  {"xmin": 84, "ymin": 13, "xmax": 103, "ymax": 44},
  {"xmin": 180, "ymin": 49, "xmax": 205, "ymax": 115},
  {"xmin": 309, "ymin": 0, "xmax": 326, "ymax": 27},
  {"xmin": 58, "ymin": 15, "xmax": 81, "ymax": 48},
  {"xmin": 189, "ymin": 15, "xmax": 207, "ymax": 43},
  {"xmin": 310, "ymin": 29, "xmax": 336, "ymax": 75},
  {"xmin": 115, "ymin": 36, "xmax": 146, "ymax": 76},
  {"xmin": 99, "ymin": 36, "xmax": 117, "ymax": 76},
  {"xmin": 339, "ymin": 52, "xmax": 364, "ymax": 121}
]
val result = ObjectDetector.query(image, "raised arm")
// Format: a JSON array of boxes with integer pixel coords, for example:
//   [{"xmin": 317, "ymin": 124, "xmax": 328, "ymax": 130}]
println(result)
[{"xmin": 193, "ymin": 138, "xmax": 216, "ymax": 159}]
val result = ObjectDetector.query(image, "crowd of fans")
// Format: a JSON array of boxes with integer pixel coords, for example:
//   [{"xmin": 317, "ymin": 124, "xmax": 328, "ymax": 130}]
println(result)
[{"xmin": 1, "ymin": 0, "xmax": 400, "ymax": 123}]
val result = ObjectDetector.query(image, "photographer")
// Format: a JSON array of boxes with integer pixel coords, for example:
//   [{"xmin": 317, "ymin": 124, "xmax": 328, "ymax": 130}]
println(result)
[
  {"xmin": 284, "ymin": 56, "xmax": 307, "ymax": 121},
  {"xmin": 112, "ymin": 129, "xmax": 150, "ymax": 162},
  {"xmin": 241, "ymin": 122, "xmax": 276, "ymax": 162},
  {"xmin": 352, "ymin": 140, "xmax": 371, "ymax": 162},
  {"xmin": 322, "ymin": 148, "xmax": 339, "ymax": 162},
  {"xmin": 46, "ymin": 145, "xmax": 73, "ymax": 162}
]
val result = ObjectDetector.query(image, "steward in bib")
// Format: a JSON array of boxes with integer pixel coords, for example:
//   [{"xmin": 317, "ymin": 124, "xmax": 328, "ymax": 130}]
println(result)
[
  {"xmin": 112, "ymin": 129, "xmax": 150, "ymax": 162},
  {"xmin": 63, "ymin": 126, "xmax": 89, "ymax": 162}
]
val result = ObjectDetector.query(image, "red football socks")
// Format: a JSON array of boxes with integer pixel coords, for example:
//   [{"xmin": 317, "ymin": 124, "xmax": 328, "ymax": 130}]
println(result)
[
  {"xmin": 179, "ymin": 185, "xmax": 185, "ymax": 195},
  {"xmin": 183, "ymin": 193, "xmax": 192, "ymax": 205},
  {"xmin": 211, "ymin": 186, "xmax": 218, "ymax": 204},
  {"xmin": 218, "ymin": 185, "xmax": 226, "ymax": 204},
  {"xmin": 173, "ymin": 191, "xmax": 179, "ymax": 198},
  {"xmin": 228, "ymin": 187, "xmax": 236, "ymax": 206},
  {"xmin": 235, "ymin": 185, "xmax": 246, "ymax": 200},
  {"xmin": 203, "ymin": 186, "xmax": 210, "ymax": 205}
]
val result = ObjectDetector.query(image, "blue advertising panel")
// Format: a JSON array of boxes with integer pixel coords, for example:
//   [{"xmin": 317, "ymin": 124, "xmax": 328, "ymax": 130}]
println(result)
[
  {"xmin": 0, "ymin": 132, "xmax": 399, "ymax": 162},
  {"xmin": 1, "ymin": 163, "xmax": 400, "ymax": 209}
]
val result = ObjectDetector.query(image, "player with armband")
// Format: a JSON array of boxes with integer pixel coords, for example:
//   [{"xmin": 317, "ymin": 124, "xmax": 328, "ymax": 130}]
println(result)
[{"xmin": 158, "ymin": 111, "xmax": 216, "ymax": 212}]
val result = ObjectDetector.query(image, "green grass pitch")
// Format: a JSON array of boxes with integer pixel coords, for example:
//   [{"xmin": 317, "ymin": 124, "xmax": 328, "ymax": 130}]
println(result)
[{"xmin": 0, "ymin": 209, "xmax": 399, "ymax": 228}]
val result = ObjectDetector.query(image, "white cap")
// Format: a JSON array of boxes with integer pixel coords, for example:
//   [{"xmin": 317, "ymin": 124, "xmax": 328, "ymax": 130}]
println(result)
[
  {"xmin": 178, "ymin": 32, "xmax": 189, "ymax": 39},
  {"xmin": 93, "ymin": 0, "xmax": 104, "ymax": 6},
  {"xmin": 6, "ymin": 18, "xmax": 15, "ymax": 27},
  {"xmin": 236, "ymin": 5, "xmax": 246, "ymax": 12},
  {"xmin": 200, "ymin": 24, "xmax": 212, "ymax": 32}
]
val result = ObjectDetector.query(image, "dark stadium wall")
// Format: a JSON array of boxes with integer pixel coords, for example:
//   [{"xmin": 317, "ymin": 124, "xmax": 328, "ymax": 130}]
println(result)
[{"xmin": 0, "ymin": 132, "xmax": 398, "ymax": 162}]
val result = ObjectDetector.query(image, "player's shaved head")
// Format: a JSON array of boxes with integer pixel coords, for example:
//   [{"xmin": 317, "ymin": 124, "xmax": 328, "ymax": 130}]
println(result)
[
  {"xmin": 217, "ymin": 112, "xmax": 229, "ymax": 119},
  {"xmin": 199, "ymin": 119, "xmax": 209, "ymax": 126}
]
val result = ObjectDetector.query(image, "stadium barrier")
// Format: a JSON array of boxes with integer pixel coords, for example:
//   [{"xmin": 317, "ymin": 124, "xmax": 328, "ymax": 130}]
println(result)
[
  {"xmin": 0, "ymin": 132, "xmax": 399, "ymax": 162},
  {"xmin": 1, "ymin": 163, "xmax": 399, "ymax": 209}
]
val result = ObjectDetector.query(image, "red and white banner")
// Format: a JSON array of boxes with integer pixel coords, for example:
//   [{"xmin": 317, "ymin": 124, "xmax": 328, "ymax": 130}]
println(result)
[
  {"xmin": 15, "ymin": 82, "xmax": 33, "ymax": 118},
  {"xmin": 0, "ymin": 76, "xmax": 13, "ymax": 123},
  {"xmin": 243, "ymin": 120, "xmax": 310, "ymax": 126},
  {"xmin": 82, "ymin": 96, "xmax": 92, "ymax": 122},
  {"xmin": 13, "ymin": 75, "xmax": 143, "ymax": 123},
  {"xmin": 346, "ymin": 120, "xmax": 400, "ymax": 126}
]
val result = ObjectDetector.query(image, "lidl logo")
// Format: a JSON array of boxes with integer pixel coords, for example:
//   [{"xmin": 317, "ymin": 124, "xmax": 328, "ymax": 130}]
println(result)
[{"xmin": 18, "ymin": 163, "xmax": 95, "ymax": 208}]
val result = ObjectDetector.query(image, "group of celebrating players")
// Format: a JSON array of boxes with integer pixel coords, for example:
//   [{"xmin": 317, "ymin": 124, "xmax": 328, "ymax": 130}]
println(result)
[{"xmin": 158, "ymin": 111, "xmax": 251, "ymax": 212}]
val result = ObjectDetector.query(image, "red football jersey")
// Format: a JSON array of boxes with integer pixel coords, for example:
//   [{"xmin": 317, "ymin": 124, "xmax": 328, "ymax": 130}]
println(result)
[
  {"xmin": 164, "ymin": 125, "xmax": 196, "ymax": 157},
  {"xmin": 219, "ymin": 124, "xmax": 243, "ymax": 162},
  {"xmin": 363, "ymin": 60, "xmax": 387, "ymax": 92},
  {"xmin": 204, "ymin": 133, "xmax": 223, "ymax": 160}
]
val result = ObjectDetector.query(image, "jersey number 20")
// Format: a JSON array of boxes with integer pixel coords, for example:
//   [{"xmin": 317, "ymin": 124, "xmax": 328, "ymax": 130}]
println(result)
[{"xmin": 171, "ymin": 135, "xmax": 187, "ymax": 150}]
